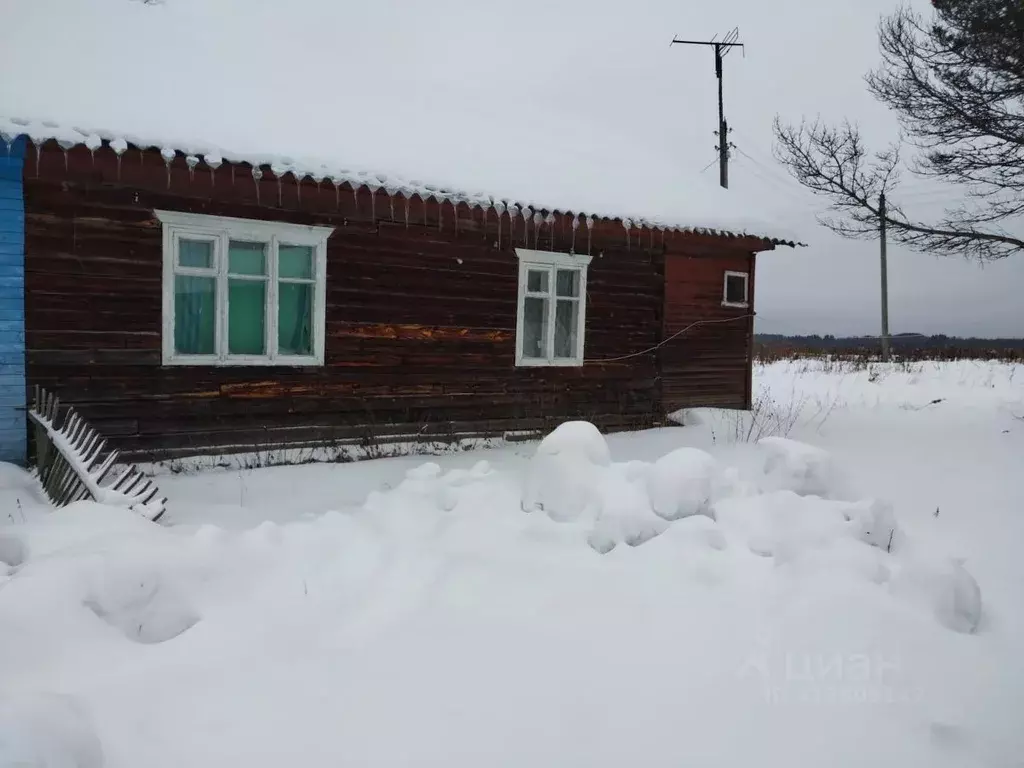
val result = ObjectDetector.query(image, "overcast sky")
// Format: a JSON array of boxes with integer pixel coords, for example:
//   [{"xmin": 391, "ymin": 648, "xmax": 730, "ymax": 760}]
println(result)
[{"xmin": 2, "ymin": 0, "xmax": 1021, "ymax": 337}]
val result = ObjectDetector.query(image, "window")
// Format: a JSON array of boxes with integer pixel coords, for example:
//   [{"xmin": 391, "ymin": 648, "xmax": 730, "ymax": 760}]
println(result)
[
  {"xmin": 156, "ymin": 210, "xmax": 333, "ymax": 366},
  {"xmin": 515, "ymin": 249, "xmax": 592, "ymax": 366},
  {"xmin": 723, "ymin": 270, "xmax": 749, "ymax": 308}
]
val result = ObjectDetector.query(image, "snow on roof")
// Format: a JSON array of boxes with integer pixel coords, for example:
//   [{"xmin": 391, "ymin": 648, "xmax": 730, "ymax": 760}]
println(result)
[
  {"xmin": 0, "ymin": 115, "xmax": 798, "ymax": 246},
  {"xmin": 0, "ymin": 2, "xmax": 799, "ymax": 245}
]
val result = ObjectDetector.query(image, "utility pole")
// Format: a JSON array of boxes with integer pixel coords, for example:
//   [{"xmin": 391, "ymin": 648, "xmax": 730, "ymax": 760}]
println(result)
[
  {"xmin": 879, "ymin": 192, "xmax": 891, "ymax": 362},
  {"xmin": 671, "ymin": 29, "xmax": 743, "ymax": 189}
]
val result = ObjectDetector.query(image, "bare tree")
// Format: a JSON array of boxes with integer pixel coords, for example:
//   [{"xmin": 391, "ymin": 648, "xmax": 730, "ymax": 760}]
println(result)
[{"xmin": 775, "ymin": 1, "xmax": 1024, "ymax": 261}]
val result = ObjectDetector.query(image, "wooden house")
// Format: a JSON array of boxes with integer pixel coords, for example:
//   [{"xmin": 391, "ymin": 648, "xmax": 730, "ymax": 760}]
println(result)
[{"xmin": 0, "ymin": 120, "xmax": 796, "ymax": 465}]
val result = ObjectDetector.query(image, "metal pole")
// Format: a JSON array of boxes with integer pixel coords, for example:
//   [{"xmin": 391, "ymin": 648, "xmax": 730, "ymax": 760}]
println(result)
[{"xmin": 879, "ymin": 192, "xmax": 891, "ymax": 362}]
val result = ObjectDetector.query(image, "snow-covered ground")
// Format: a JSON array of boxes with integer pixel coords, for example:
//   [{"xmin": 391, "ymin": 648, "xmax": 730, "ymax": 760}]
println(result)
[{"xmin": 1, "ymin": 359, "xmax": 1021, "ymax": 767}]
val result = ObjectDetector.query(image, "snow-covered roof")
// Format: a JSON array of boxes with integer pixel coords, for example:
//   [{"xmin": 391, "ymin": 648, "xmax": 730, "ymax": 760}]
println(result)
[{"xmin": 0, "ymin": 115, "xmax": 797, "ymax": 246}]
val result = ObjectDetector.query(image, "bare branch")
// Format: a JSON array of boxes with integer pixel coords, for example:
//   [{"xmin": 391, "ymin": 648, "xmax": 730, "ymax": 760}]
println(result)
[{"xmin": 773, "ymin": 1, "xmax": 1024, "ymax": 262}]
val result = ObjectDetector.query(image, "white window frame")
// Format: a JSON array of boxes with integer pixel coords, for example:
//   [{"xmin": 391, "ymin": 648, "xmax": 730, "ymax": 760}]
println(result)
[
  {"xmin": 156, "ymin": 210, "xmax": 333, "ymax": 366},
  {"xmin": 722, "ymin": 270, "xmax": 750, "ymax": 308},
  {"xmin": 514, "ymin": 248, "xmax": 592, "ymax": 367}
]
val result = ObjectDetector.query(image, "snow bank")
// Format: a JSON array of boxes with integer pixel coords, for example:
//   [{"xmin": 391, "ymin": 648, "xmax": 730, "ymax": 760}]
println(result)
[
  {"xmin": 587, "ymin": 466, "xmax": 668, "ymax": 553},
  {"xmin": 0, "ymin": 694, "xmax": 103, "ymax": 768},
  {"xmin": 522, "ymin": 421, "xmax": 609, "ymax": 523},
  {"xmin": 759, "ymin": 436, "xmax": 841, "ymax": 498},
  {"xmin": 0, "ymin": 396, "xmax": 1006, "ymax": 765},
  {"xmin": 890, "ymin": 555, "xmax": 983, "ymax": 634},
  {"xmin": 646, "ymin": 447, "xmax": 718, "ymax": 521},
  {"xmin": 842, "ymin": 498, "xmax": 900, "ymax": 551}
]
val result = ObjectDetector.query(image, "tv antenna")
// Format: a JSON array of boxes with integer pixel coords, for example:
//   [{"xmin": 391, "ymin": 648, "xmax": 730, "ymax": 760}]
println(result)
[{"xmin": 671, "ymin": 28, "xmax": 744, "ymax": 189}]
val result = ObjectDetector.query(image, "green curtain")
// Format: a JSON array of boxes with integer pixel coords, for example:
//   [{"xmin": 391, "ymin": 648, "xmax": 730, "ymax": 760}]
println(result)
[
  {"xmin": 174, "ymin": 275, "xmax": 215, "ymax": 354},
  {"xmin": 228, "ymin": 280, "xmax": 266, "ymax": 355},
  {"xmin": 278, "ymin": 283, "xmax": 312, "ymax": 356}
]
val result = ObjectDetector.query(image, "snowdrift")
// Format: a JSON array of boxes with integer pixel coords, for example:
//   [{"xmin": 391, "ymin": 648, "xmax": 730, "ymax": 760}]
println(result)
[{"xmin": 0, "ymin": 417, "xmax": 992, "ymax": 767}]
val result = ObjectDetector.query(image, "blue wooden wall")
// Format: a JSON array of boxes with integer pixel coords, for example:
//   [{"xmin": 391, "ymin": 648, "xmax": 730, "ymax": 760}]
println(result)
[{"xmin": 0, "ymin": 137, "xmax": 25, "ymax": 465}]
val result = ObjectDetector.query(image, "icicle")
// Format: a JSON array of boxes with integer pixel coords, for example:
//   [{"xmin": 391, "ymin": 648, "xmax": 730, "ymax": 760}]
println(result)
[
  {"xmin": 507, "ymin": 204, "xmax": 519, "ymax": 249},
  {"xmin": 57, "ymin": 138, "xmax": 74, "ymax": 171},
  {"xmin": 480, "ymin": 204, "xmax": 488, "ymax": 235},
  {"xmin": 230, "ymin": 165, "xmax": 236, "ymax": 186},
  {"xmin": 404, "ymin": 192, "xmax": 411, "ymax": 228},
  {"xmin": 1, "ymin": 134, "xmax": 10, "ymax": 159},
  {"xmin": 453, "ymin": 200, "xmax": 460, "ymax": 233},
  {"xmin": 649, "ymin": 226, "xmax": 655, "ymax": 249},
  {"xmin": 111, "ymin": 137, "xmax": 127, "ymax": 181},
  {"xmin": 385, "ymin": 186, "xmax": 397, "ymax": 220},
  {"xmin": 252, "ymin": 165, "xmax": 263, "ymax": 205},
  {"xmin": 295, "ymin": 173, "xmax": 303, "ymax": 203},
  {"xmin": 271, "ymin": 164, "xmax": 288, "ymax": 206},
  {"xmin": 571, "ymin": 214, "xmax": 579, "ymax": 254},
  {"xmin": 437, "ymin": 197, "xmax": 443, "ymax": 231},
  {"xmin": 587, "ymin": 216, "xmax": 596, "ymax": 255},
  {"xmin": 205, "ymin": 153, "xmax": 222, "ymax": 188},
  {"xmin": 311, "ymin": 172, "xmax": 325, "ymax": 201},
  {"xmin": 352, "ymin": 184, "xmax": 359, "ymax": 212},
  {"xmin": 521, "ymin": 207, "xmax": 533, "ymax": 247},
  {"xmin": 623, "ymin": 218, "xmax": 632, "ymax": 251},
  {"xmin": 84, "ymin": 133, "xmax": 101, "ymax": 168},
  {"xmin": 160, "ymin": 147, "xmax": 175, "ymax": 189},
  {"xmin": 368, "ymin": 184, "xmax": 379, "ymax": 223},
  {"xmin": 533, "ymin": 212, "xmax": 543, "ymax": 249},
  {"xmin": 661, "ymin": 227, "xmax": 666, "ymax": 248},
  {"xmin": 544, "ymin": 213, "xmax": 555, "ymax": 250},
  {"xmin": 34, "ymin": 139, "xmax": 43, "ymax": 177},
  {"xmin": 494, "ymin": 201, "xmax": 506, "ymax": 248},
  {"xmin": 185, "ymin": 155, "xmax": 199, "ymax": 183}
]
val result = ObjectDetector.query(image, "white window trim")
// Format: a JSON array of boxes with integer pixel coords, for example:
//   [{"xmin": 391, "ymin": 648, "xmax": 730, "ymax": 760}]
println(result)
[
  {"xmin": 514, "ymin": 248, "xmax": 593, "ymax": 367},
  {"xmin": 156, "ymin": 210, "xmax": 333, "ymax": 366},
  {"xmin": 722, "ymin": 270, "xmax": 750, "ymax": 308}
]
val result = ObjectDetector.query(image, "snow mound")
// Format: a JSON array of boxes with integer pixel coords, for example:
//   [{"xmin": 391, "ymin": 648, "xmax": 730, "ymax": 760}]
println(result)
[
  {"xmin": 0, "ymin": 694, "xmax": 104, "ymax": 768},
  {"xmin": 587, "ymin": 466, "xmax": 668, "ymax": 553},
  {"xmin": 522, "ymin": 421, "xmax": 609, "ymax": 522},
  {"xmin": 646, "ymin": 447, "xmax": 718, "ymax": 521},
  {"xmin": 0, "ymin": 533, "xmax": 25, "ymax": 567},
  {"xmin": 759, "ymin": 437, "xmax": 840, "ymax": 497},
  {"xmin": 891, "ymin": 556, "xmax": 983, "ymax": 634},
  {"xmin": 535, "ymin": 421, "xmax": 611, "ymax": 466},
  {"xmin": 84, "ymin": 560, "xmax": 200, "ymax": 644},
  {"xmin": 842, "ymin": 498, "xmax": 900, "ymax": 551}
]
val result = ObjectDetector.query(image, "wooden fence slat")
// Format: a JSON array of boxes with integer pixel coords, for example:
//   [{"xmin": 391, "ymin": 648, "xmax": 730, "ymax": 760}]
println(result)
[{"xmin": 27, "ymin": 387, "xmax": 166, "ymax": 521}]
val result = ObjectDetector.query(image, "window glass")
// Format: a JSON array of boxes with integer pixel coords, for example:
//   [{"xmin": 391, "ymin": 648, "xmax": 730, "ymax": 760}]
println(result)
[
  {"xmin": 278, "ymin": 282, "xmax": 313, "ymax": 356},
  {"xmin": 526, "ymin": 269, "xmax": 549, "ymax": 293},
  {"xmin": 522, "ymin": 296, "xmax": 549, "ymax": 358},
  {"xmin": 556, "ymin": 269, "xmax": 579, "ymax": 298},
  {"xmin": 279, "ymin": 244, "xmax": 313, "ymax": 280},
  {"xmin": 725, "ymin": 274, "xmax": 747, "ymax": 304},
  {"xmin": 228, "ymin": 279, "xmax": 266, "ymax": 354},
  {"xmin": 179, "ymin": 239, "xmax": 213, "ymax": 269},
  {"xmin": 174, "ymin": 275, "xmax": 216, "ymax": 354},
  {"xmin": 228, "ymin": 241, "xmax": 267, "ymax": 276},
  {"xmin": 553, "ymin": 299, "xmax": 579, "ymax": 358}
]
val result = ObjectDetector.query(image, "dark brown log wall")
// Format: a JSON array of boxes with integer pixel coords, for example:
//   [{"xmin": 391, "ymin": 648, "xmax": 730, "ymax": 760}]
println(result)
[
  {"xmin": 660, "ymin": 252, "xmax": 756, "ymax": 412},
  {"xmin": 22, "ymin": 139, "xmax": 768, "ymax": 461}
]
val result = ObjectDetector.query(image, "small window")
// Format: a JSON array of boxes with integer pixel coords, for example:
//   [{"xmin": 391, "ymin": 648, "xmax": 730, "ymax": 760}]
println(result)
[
  {"xmin": 723, "ymin": 270, "xmax": 749, "ymax": 308},
  {"xmin": 157, "ymin": 210, "xmax": 333, "ymax": 366},
  {"xmin": 515, "ymin": 249, "xmax": 592, "ymax": 366}
]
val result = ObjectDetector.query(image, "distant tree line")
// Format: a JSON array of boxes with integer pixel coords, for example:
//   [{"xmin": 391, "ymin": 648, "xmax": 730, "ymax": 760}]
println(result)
[{"xmin": 756, "ymin": 334, "xmax": 1024, "ymax": 362}]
